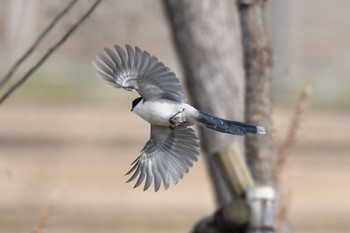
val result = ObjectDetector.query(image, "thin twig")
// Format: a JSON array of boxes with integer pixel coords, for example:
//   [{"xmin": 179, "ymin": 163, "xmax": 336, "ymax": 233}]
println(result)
[
  {"xmin": 31, "ymin": 203, "xmax": 53, "ymax": 233},
  {"xmin": 0, "ymin": 0, "xmax": 79, "ymax": 89},
  {"xmin": 275, "ymin": 188, "xmax": 292, "ymax": 233},
  {"xmin": 273, "ymin": 86, "xmax": 313, "ymax": 231},
  {"xmin": 273, "ymin": 86, "xmax": 313, "ymax": 183},
  {"xmin": 0, "ymin": 0, "xmax": 103, "ymax": 105}
]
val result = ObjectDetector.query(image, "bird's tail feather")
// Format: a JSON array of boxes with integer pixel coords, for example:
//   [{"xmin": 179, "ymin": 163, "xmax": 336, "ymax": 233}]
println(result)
[{"xmin": 196, "ymin": 112, "xmax": 266, "ymax": 136}]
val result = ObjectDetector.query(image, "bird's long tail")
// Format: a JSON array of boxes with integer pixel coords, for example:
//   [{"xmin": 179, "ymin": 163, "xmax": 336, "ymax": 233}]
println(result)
[{"xmin": 195, "ymin": 112, "xmax": 266, "ymax": 136}]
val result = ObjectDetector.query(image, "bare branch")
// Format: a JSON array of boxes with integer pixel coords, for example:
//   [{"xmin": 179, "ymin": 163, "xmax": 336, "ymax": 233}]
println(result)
[
  {"xmin": 275, "ymin": 187, "xmax": 292, "ymax": 233},
  {"xmin": 273, "ymin": 86, "xmax": 313, "ymax": 184},
  {"xmin": 0, "ymin": 0, "xmax": 103, "ymax": 105},
  {"xmin": 273, "ymin": 86, "xmax": 313, "ymax": 232},
  {"xmin": 0, "ymin": 0, "xmax": 79, "ymax": 89},
  {"xmin": 31, "ymin": 203, "xmax": 53, "ymax": 233}
]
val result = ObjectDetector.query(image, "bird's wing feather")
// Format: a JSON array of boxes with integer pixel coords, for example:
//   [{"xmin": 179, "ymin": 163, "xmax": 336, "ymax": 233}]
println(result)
[
  {"xmin": 125, "ymin": 125, "xmax": 200, "ymax": 191},
  {"xmin": 93, "ymin": 45, "xmax": 186, "ymax": 103}
]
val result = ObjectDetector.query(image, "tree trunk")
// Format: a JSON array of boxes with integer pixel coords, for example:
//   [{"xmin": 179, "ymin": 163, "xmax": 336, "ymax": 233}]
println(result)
[
  {"xmin": 163, "ymin": 0, "xmax": 246, "ymax": 206},
  {"xmin": 238, "ymin": 0, "xmax": 275, "ymax": 186},
  {"xmin": 164, "ymin": 0, "xmax": 280, "ymax": 232},
  {"xmin": 238, "ymin": 0, "xmax": 292, "ymax": 228}
]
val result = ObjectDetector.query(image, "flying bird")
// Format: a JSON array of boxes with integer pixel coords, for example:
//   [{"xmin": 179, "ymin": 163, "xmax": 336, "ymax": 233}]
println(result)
[{"xmin": 93, "ymin": 45, "xmax": 265, "ymax": 192}]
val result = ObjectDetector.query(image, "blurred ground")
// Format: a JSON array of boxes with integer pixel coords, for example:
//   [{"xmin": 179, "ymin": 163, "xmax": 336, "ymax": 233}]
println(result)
[{"xmin": 1, "ymin": 91, "xmax": 349, "ymax": 233}]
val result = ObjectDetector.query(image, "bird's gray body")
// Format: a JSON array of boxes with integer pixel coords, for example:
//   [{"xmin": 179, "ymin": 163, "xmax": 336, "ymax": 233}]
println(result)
[{"xmin": 93, "ymin": 45, "xmax": 265, "ymax": 191}]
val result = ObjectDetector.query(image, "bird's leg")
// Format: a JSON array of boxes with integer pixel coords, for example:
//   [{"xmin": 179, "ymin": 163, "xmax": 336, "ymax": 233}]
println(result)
[{"xmin": 169, "ymin": 108, "xmax": 186, "ymax": 129}]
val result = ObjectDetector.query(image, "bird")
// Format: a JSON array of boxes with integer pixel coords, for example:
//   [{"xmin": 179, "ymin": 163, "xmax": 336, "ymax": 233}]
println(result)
[{"xmin": 93, "ymin": 45, "xmax": 266, "ymax": 192}]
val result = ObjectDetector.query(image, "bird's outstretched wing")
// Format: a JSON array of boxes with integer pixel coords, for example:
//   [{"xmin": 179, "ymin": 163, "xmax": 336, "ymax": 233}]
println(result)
[
  {"xmin": 93, "ymin": 45, "xmax": 186, "ymax": 103},
  {"xmin": 126, "ymin": 125, "xmax": 200, "ymax": 191}
]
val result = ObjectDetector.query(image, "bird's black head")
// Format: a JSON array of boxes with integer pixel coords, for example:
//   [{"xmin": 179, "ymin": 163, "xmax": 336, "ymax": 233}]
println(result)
[{"xmin": 131, "ymin": 97, "xmax": 143, "ymax": 111}]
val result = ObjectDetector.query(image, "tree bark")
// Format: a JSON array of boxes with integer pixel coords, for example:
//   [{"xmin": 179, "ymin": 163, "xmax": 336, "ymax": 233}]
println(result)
[
  {"xmin": 239, "ymin": 0, "xmax": 275, "ymax": 186},
  {"xmin": 163, "ymin": 0, "xmax": 245, "ymax": 206},
  {"xmin": 239, "ymin": 1, "xmax": 285, "ymax": 233}
]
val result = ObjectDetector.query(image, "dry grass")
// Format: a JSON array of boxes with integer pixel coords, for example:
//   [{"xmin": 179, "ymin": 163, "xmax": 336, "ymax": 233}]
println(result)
[
  {"xmin": 274, "ymin": 86, "xmax": 313, "ymax": 232},
  {"xmin": 31, "ymin": 204, "xmax": 52, "ymax": 233},
  {"xmin": 274, "ymin": 86, "xmax": 313, "ymax": 183}
]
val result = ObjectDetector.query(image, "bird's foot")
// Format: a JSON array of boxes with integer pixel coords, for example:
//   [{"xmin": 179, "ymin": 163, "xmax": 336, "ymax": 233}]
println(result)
[{"xmin": 169, "ymin": 109, "xmax": 185, "ymax": 129}]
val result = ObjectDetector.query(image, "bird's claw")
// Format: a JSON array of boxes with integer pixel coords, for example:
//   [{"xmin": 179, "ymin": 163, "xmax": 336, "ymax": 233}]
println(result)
[{"xmin": 169, "ymin": 109, "xmax": 185, "ymax": 129}]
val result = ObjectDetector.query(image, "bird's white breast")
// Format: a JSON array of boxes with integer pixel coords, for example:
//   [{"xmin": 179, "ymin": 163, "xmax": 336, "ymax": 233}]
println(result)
[{"xmin": 132, "ymin": 99, "xmax": 199, "ymax": 126}]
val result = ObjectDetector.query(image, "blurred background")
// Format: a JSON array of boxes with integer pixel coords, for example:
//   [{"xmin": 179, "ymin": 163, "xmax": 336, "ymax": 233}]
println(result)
[{"xmin": 0, "ymin": 0, "xmax": 349, "ymax": 232}]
